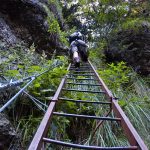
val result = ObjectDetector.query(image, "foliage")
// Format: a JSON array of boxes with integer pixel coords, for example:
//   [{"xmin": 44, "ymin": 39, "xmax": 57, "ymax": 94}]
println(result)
[
  {"xmin": 42, "ymin": 1, "xmax": 68, "ymax": 46},
  {"xmin": 16, "ymin": 116, "xmax": 42, "ymax": 147},
  {"xmin": 98, "ymin": 62, "xmax": 130, "ymax": 92},
  {"xmin": 48, "ymin": 18, "xmax": 60, "ymax": 33},
  {"xmin": 1, "ymin": 44, "xmax": 39, "ymax": 79},
  {"xmin": 0, "ymin": 43, "xmax": 69, "ymax": 147},
  {"xmin": 1, "ymin": 0, "xmax": 150, "ymax": 148},
  {"xmin": 62, "ymin": 0, "xmax": 150, "ymax": 41},
  {"xmin": 60, "ymin": 0, "xmax": 150, "ymax": 148},
  {"xmin": 112, "ymin": 17, "xmax": 148, "ymax": 34},
  {"xmin": 0, "ymin": 44, "xmax": 67, "ymax": 80},
  {"xmin": 62, "ymin": 2, "xmax": 83, "ymax": 30},
  {"xmin": 47, "ymin": 16, "xmax": 68, "ymax": 46},
  {"xmin": 116, "ymin": 75, "xmax": 150, "ymax": 147},
  {"xmin": 96, "ymin": 59, "xmax": 150, "ymax": 147},
  {"xmin": 89, "ymin": 39, "xmax": 107, "ymax": 66}
]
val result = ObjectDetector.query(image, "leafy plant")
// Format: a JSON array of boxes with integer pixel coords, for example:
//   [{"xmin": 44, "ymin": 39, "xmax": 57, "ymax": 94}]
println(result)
[
  {"xmin": 16, "ymin": 116, "xmax": 42, "ymax": 147},
  {"xmin": 121, "ymin": 18, "xmax": 144, "ymax": 32},
  {"xmin": 98, "ymin": 61, "xmax": 130, "ymax": 92}
]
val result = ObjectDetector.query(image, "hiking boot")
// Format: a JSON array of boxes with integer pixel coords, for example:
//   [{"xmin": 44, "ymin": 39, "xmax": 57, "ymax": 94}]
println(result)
[
  {"xmin": 75, "ymin": 62, "xmax": 80, "ymax": 68},
  {"xmin": 74, "ymin": 57, "xmax": 80, "ymax": 68}
]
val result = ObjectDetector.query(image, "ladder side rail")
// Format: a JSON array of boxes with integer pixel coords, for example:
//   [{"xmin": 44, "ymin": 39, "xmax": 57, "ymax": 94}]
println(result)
[
  {"xmin": 89, "ymin": 60, "xmax": 148, "ymax": 150},
  {"xmin": 43, "ymin": 138, "xmax": 138, "ymax": 150},
  {"xmin": 112, "ymin": 100, "xmax": 148, "ymax": 150},
  {"xmin": 28, "ymin": 64, "xmax": 71, "ymax": 150},
  {"xmin": 88, "ymin": 60, "xmax": 113, "ymax": 98}
]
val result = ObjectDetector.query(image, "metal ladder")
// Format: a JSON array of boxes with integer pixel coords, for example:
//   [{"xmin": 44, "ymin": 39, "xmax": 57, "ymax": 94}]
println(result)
[{"xmin": 29, "ymin": 61, "xmax": 148, "ymax": 150}]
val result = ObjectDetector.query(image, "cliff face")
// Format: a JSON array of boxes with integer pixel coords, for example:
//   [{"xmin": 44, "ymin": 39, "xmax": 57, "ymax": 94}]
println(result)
[
  {"xmin": 0, "ymin": 1, "xmax": 67, "ymax": 148},
  {"xmin": 0, "ymin": 0, "xmax": 66, "ymax": 55},
  {"xmin": 105, "ymin": 22, "xmax": 150, "ymax": 76},
  {"xmin": 0, "ymin": 114, "xmax": 18, "ymax": 150}
]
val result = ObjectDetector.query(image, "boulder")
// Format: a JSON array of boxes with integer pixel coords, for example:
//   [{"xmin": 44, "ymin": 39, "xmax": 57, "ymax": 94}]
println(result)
[
  {"xmin": 105, "ymin": 22, "xmax": 150, "ymax": 75},
  {"xmin": 0, "ymin": 0, "xmax": 67, "ymax": 56},
  {"xmin": 0, "ymin": 113, "xmax": 18, "ymax": 149}
]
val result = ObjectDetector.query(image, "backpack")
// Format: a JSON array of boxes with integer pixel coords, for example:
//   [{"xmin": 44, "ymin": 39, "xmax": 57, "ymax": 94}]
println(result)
[
  {"xmin": 69, "ymin": 32, "xmax": 82, "ymax": 44},
  {"xmin": 78, "ymin": 45, "xmax": 88, "ymax": 62}
]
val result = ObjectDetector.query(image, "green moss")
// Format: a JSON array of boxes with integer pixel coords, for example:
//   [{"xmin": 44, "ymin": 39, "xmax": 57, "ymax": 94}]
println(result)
[
  {"xmin": 98, "ymin": 62, "xmax": 130, "ymax": 92},
  {"xmin": 48, "ymin": 18, "xmax": 60, "ymax": 33},
  {"xmin": 121, "ymin": 18, "xmax": 144, "ymax": 31}
]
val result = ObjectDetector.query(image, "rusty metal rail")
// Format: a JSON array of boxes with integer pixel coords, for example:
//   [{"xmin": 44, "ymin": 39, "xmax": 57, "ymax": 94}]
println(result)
[{"xmin": 29, "ymin": 61, "xmax": 148, "ymax": 150}]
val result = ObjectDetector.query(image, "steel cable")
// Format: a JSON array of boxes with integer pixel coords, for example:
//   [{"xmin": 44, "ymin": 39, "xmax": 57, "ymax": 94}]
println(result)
[
  {"xmin": 22, "ymin": 90, "xmax": 48, "ymax": 112},
  {"xmin": 0, "ymin": 60, "xmax": 61, "ymax": 112},
  {"xmin": 0, "ymin": 77, "xmax": 35, "ymax": 112}
]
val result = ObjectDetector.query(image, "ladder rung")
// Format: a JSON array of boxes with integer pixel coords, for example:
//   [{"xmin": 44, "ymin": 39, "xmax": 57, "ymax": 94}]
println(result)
[
  {"xmin": 67, "ymin": 77, "xmax": 97, "ymax": 80},
  {"xmin": 80, "ymin": 66, "xmax": 90, "ymax": 67},
  {"xmin": 70, "ymin": 67, "xmax": 91, "ymax": 69},
  {"xmin": 71, "ymin": 63, "xmax": 89, "ymax": 66},
  {"xmin": 68, "ymin": 74, "xmax": 95, "ymax": 76},
  {"xmin": 70, "ymin": 71, "xmax": 94, "ymax": 73},
  {"xmin": 43, "ymin": 138, "xmax": 138, "ymax": 150},
  {"xmin": 29, "ymin": 62, "xmax": 147, "ymax": 150},
  {"xmin": 59, "ymin": 98, "xmax": 111, "ymax": 104},
  {"xmin": 41, "ymin": 89, "xmax": 55, "ymax": 92},
  {"xmin": 66, "ymin": 82, "xmax": 102, "ymax": 86},
  {"xmin": 62, "ymin": 88, "xmax": 105, "ymax": 94},
  {"xmin": 53, "ymin": 112, "xmax": 121, "ymax": 121},
  {"xmin": 71, "ymin": 64, "xmax": 90, "ymax": 66},
  {"xmin": 69, "ymin": 68, "xmax": 92, "ymax": 70},
  {"xmin": 71, "ymin": 65, "xmax": 90, "ymax": 67}
]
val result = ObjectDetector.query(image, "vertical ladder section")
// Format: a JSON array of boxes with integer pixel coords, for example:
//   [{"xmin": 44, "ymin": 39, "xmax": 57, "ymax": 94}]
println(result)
[{"xmin": 28, "ymin": 61, "xmax": 148, "ymax": 150}]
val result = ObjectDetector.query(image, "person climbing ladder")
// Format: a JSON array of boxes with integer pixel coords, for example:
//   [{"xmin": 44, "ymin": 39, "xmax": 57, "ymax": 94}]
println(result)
[{"xmin": 68, "ymin": 31, "xmax": 88, "ymax": 68}]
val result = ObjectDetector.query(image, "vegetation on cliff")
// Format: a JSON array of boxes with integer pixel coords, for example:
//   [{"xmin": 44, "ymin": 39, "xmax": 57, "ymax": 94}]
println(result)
[{"xmin": 0, "ymin": 0, "xmax": 150, "ymax": 149}]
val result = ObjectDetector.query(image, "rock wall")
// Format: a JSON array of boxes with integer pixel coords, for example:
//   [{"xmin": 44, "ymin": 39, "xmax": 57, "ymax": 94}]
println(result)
[
  {"xmin": 0, "ymin": 113, "xmax": 19, "ymax": 149},
  {"xmin": 0, "ymin": 0, "xmax": 67, "ymax": 56},
  {"xmin": 105, "ymin": 22, "xmax": 150, "ymax": 75},
  {"xmin": 0, "ymin": 0, "xmax": 67, "ymax": 148}
]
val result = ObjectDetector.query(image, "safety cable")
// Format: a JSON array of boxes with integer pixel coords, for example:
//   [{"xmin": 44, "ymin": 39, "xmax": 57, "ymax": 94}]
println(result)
[
  {"xmin": 0, "ymin": 60, "xmax": 61, "ymax": 112},
  {"xmin": 0, "ymin": 77, "xmax": 35, "ymax": 112},
  {"xmin": 0, "ymin": 59, "xmax": 59, "ymax": 91},
  {"xmin": 0, "ymin": 78, "xmax": 29, "ymax": 91},
  {"xmin": 22, "ymin": 90, "xmax": 48, "ymax": 112},
  {"xmin": 29, "ymin": 97, "xmax": 46, "ymax": 113}
]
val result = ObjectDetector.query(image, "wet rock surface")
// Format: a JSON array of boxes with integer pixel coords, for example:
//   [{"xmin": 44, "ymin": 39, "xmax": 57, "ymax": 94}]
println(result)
[
  {"xmin": 105, "ymin": 23, "xmax": 150, "ymax": 75},
  {"xmin": 0, "ymin": 0, "xmax": 67, "ymax": 148},
  {"xmin": 0, "ymin": 113, "xmax": 18, "ymax": 150},
  {"xmin": 0, "ymin": 16, "xmax": 18, "ymax": 46},
  {"xmin": 0, "ymin": 0, "xmax": 66, "ymax": 56}
]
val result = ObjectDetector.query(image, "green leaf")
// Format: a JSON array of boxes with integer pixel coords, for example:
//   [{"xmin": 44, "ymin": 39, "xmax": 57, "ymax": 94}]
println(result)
[
  {"xmin": 31, "ymin": 65, "xmax": 41, "ymax": 71},
  {"xmin": 34, "ymin": 83, "xmax": 41, "ymax": 88},
  {"xmin": 6, "ymin": 70, "xmax": 21, "ymax": 77},
  {"xmin": 18, "ymin": 65, "xmax": 24, "ymax": 69},
  {"xmin": 118, "ymin": 100, "xmax": 127, "ymax": 107}
]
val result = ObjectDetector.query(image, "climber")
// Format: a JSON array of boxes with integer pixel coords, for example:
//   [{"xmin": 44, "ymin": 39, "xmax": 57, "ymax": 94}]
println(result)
[{"xmin": 68, "ymin": 31, "xmax": 88, "ymax": 68}]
